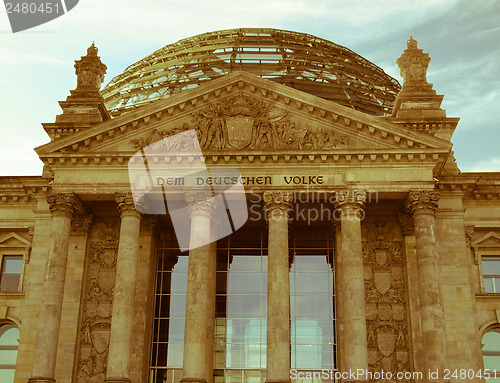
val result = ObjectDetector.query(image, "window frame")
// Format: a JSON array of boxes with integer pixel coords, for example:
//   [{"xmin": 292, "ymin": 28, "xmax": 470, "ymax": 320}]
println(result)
[
  {"xmin": 0, "ymin": 232, "xmax": 31, "ymax": 293},
  {"xmin": 471, "ymin": 231, "xmax": 500, "ymax": 294},
  {"xmin": 0, "ymin": 253, "xmax": 25, "ymax": 292},
  {"xmin": 0, "ymin": 322, "xmax": 20, "ymax": 376},
  {"xmin": 480, "ymin": 255, "xmax": 500, "ymax": 294},
  {"xmin": 482, "ymin": 327, "xmax": 500, "ymax": 379}
]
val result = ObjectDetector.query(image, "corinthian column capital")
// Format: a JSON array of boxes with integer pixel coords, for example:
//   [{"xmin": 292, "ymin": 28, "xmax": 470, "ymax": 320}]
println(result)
[
  {"xmin": 334, "ymin": 190, "xmax": 366, "ymax": 219},
  {"xmin": 185, "ymin": 191, "xmax": 216, "ymax": 219},
  {"xmin": 46, "ymin": 193, "xmax": 81, "ymax": 218},
  {"xmin": 263, "ymin": 191, "xmax": 293, "ymax": 213},
  {"xmin": 406, "ymin": 190, "xmax": 440, "ymax": 216},
  {"xmin": 115, "ymin": 193, "xmax": 143, "ymax": 218}
]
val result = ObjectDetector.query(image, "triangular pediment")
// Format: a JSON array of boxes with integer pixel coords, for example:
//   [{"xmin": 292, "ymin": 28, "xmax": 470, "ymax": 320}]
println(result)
[
  {"xmin": 36, "ymin": 71, "xmax": 451, "ymax": 160},
  {"xmin": 472, "ymin": 232, "xmax": 500, "ymax": 250},
  {"xmin": 0, "ymin": 232, "xmax": 31, "ymax": 249}
]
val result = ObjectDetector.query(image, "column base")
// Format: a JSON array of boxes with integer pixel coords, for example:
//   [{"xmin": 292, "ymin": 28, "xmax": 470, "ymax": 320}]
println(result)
[
  {"xmin": 28, "ymin": 379, "xmax": 56, "ymax": 383},
  {"xmin": 104, "ymin": 378, "xmax": 131, "ymax": 383},
  {"xmin": 180, "ymin": 378, "xmax": 207, "ymax": 383}
]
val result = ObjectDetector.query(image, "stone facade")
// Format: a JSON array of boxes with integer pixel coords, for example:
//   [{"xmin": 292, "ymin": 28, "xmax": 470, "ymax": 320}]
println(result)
[{"xmin": 0, "ymin": 32, "xmax": 499, "ymax": 383}]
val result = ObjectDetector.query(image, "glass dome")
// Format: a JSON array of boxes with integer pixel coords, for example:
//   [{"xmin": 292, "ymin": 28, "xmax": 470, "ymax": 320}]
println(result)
[{"xmin": 102, "ymin": 28, "xmax": 401, "ymax": 117}]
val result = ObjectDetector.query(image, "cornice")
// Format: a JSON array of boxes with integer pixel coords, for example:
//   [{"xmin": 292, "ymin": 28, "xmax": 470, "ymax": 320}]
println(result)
[
  {"xmin": 38, "ymin": 148, "xmax": 447, "ymax": 167},
  {"xmin": 0, "ymin": 177, "xmax": 50, "ymax": 204},
  {"xmin": 35, "ymin": 71, "xmax": 451, "ymax": 157},
  {"xmin": 438, "ymin": 174, "xmax": 500, "ymax": 201}
]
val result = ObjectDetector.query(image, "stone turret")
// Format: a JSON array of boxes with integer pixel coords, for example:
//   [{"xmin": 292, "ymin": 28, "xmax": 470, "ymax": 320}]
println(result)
[
  {"xmin": 74, "ymin": 42, "xmax": 108, "ymax": 91},
  {"xmin": 391, "ymin": 36, "xmax": 459, "ymax": 142},
  {"xmin": 42, "ymin": 43, "xmax": 110, "ymax": 140}
]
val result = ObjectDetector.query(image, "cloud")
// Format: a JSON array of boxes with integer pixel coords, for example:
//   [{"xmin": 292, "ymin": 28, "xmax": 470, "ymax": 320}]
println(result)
[
  {"xmin": 0, "ymin": 0, "xmax": 498, "ymax": 175},
  {"xmin": 462, "ymin": 157, "xmax": 500, "ymax": 173}
]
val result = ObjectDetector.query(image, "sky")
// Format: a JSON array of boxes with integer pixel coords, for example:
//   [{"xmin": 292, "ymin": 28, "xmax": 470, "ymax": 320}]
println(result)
[{"xmin": 0, "ymin": 0, "xmax": 498, "ymax": 176}]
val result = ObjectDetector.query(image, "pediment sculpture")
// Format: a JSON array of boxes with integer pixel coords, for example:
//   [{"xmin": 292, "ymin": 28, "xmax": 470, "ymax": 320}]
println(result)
[{"xmin": 130, "ymin": 95, "xmax": 349, "ymax": 151}]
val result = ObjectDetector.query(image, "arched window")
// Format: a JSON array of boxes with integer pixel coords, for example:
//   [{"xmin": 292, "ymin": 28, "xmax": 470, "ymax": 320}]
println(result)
[
  {"xmin": 0, "ymin": 323, "xmax": 20, "ymax": 383},
  {"xmin": 482, "ymin": 328, "xmax": 500, "ymax": 381}
]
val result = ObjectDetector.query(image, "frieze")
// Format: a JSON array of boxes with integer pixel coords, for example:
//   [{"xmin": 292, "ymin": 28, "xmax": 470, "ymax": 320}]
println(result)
[{"xmin": 362, "ymin": 220, "xmax": 411, "ymax": 380}]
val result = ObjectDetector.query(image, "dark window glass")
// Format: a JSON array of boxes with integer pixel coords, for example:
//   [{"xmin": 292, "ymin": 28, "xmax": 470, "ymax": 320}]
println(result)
[
  {"xmin": 482, "ymin": 258, "xmax": 500, "ymax": 293},
  {"xmin": 0, "ymin": 256, "xmax": 23, "ymax": 292}
]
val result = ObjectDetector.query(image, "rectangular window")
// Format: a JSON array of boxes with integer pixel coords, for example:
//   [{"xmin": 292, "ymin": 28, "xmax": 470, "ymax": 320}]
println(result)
[
  {"xmin": 0, "ymin": 255, "xmax": 23, "ymax": 292},
  {"xmin": 482, "ymin": 257, "xmax": 500, "ymax": 293}
]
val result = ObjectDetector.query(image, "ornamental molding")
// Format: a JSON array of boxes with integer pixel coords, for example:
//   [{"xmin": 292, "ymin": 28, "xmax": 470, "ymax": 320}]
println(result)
[{"xmin": 35, "ymin": 71, "xmax": 451, "ymax": 158}]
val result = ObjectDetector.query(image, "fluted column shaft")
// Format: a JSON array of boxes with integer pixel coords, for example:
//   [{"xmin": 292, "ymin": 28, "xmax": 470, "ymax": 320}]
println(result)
[
  {"xmin": 264, "ymin": 191, "xmax": 293, "ymax": 383},
  {"xmin": 29, "ymin": 194, "xmax": 81, "ymax": 383},
  {"xmin": 334, "ymin": 191, "xmax": 368, "ymax": 382},
  {"xmin": 406, "ymin": 191, "xmax": 447, "ymax": 382},
  {"xmin": 105, "ymin": 193, "xmax": 142, "ymax": 383},
  {"xmin": 182, "ymin": 192, "xmax": 216, "ymax": 383}
]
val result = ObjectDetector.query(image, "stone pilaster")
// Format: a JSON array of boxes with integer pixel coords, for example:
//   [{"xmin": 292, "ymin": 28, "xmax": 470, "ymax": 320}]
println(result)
[
  {"xmin": 333, "ymin": 191, "xmax": 368, "ymax": 382},
  {"xmin": 105, "ymin": 193, "xmax": 142, "ymax": 383},
  {"xmin": 29, "ymin": 193, "xmax": 81, "ymax": 383},
  {"xmin": 406, "ymin": 190, "xmax": 447, "ymax": 382},
  {"xmin": 264, "ymin": 190, "xmax": 293, "ymax": 383},
  {"xmin": 398, "ymin": 212, "xmax": 426, "ymax": 374},
  {"xmin": 181, "ymin": 191, "xmax": 216, "ymax": 383}
]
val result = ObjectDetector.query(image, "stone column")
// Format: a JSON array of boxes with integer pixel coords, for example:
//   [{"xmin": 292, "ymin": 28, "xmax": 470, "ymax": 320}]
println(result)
[
  {"xmin": 264, "ymin": 190, "xmax": 293, "ymax": 383},
  {"xmin": 29, "ymin": 193, "xmax": 81, "ymax": 383},
  {"xmin": 334, "ymin": 191, "xmax": 368, "ymax": 382},
  {"xmin": 105, "ymin": 193, "xmax": 142, "ymax": 383},
  {"xmin": 406, "ymin": 191, "xmax": 447, "ymax": 381},
  {"xmin": 181, "ymin": 191, "xmax": 216, "ymax": 383},
  {"xmin": 205, "ymin": 225, "xmax": 218, "ymax": 383}
]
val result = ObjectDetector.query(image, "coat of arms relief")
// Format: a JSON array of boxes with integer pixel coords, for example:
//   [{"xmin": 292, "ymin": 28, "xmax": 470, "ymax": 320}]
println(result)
[
  {"xmin": 130, "ymin": 94, "xmax": 349, "ymax": 151},
  {"xmin": 362, "ymin": 220, "xmax": 412, "ymax": 380}
]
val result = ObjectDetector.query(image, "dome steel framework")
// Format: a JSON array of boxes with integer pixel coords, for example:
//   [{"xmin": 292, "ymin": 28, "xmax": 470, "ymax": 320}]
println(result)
[{"xmin": 102, "ymin": 28, "xmax": 401, "ymax": 116}]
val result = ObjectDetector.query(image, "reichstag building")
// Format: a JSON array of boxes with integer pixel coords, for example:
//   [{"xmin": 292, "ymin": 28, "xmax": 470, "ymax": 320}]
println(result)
[{"xmin": 0, "ymin": 28, "xmax": 499, "ymax": 383}]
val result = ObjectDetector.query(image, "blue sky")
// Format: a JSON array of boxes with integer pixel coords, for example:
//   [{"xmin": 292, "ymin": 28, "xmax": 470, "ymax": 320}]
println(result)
[{"xmin": 0, "ymin": 0, "xmax": 498, "ymax": 175}]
